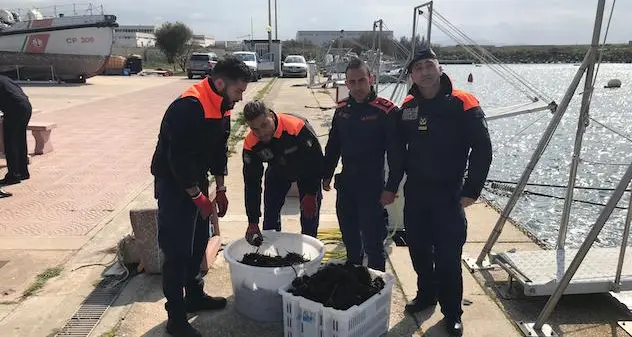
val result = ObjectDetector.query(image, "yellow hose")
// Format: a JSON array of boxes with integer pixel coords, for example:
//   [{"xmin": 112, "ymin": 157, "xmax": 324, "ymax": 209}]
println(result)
[{"xmin": 317, "ymin": 228, "xmax": 346, "ymax": 262}]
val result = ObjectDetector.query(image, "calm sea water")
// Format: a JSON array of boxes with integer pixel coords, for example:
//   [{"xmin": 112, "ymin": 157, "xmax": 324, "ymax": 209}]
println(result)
[{"xmin": 382, "ymin": 63, "xmax": 632, "ymax": 248}]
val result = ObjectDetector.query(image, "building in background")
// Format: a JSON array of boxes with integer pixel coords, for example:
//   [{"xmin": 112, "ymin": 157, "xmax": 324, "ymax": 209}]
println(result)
[
  {"xmin": 114, "ymin": 25, "xmax": 156, "ymax": 48},
  {"xmin": 192, "ymin": 34, "xmax": 216, "ymax": 48},
  {"xmin": 296, "ymin": 30, "xmax": 395, "ymax": 47},
  {"xmin": 114, "ymin": 25, "xmax": 215, "ymax": 48}
]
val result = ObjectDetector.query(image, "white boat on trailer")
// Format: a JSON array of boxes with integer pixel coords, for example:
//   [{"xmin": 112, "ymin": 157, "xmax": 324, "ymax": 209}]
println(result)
[{"xmin": 0, "ymin": 4, "xmax": 118, "ymax": 83}]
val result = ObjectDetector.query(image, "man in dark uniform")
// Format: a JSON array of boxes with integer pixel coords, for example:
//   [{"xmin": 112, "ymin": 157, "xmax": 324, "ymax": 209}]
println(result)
[
  {"xmin": 322, "ymin": 57, "xmax": 404, "ymax": 272},
  {"xmin": 0, "ymin": 75, "xmax": 32, "ymax": 186},
  {"xmin": 241, "ymin": 100, "xmax": 323, "ymax": 246},
  {"xmin": 398, "ymin": 47, "xmax": 492, "ymax": 336},
  {"xmin": 150, "ymin": 56, "xmax": 250, "ymax": 337}
]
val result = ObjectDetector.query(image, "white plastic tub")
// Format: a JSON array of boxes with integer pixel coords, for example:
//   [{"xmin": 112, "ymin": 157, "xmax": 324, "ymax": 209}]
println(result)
[
  {"xmin": 278, "ymin": 268, "xmax": 395, "ymax": 337},
  {"xmin": 223, "ymin": 230, "xmax": 325, "ymax": 322}
]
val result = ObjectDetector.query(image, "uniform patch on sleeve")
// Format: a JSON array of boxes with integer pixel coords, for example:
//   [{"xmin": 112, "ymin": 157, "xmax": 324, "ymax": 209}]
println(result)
[
  {"xmin": 402, "ymin": 107, "xmax": 419, "ymax": 120},
  {"xmin": 258, "ymin": 149, "xmax": 274, "ymax": 161},
  {"xmin": 284, "ymin": 146, "xmax": 299, "ymax": 154},
  {"xmin": 369, "ymin": 97, "xmax": 397, "ymax": 113}
]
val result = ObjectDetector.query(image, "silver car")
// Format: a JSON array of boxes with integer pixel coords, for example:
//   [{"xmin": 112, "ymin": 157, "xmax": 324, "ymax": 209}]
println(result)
[
  {"xmin": 187, "ymin": 52, "xmax": 219, "ymax": 79},
  {"xmin": 282, "ymin": 55, "xmax": 308, "ymax": 78}
]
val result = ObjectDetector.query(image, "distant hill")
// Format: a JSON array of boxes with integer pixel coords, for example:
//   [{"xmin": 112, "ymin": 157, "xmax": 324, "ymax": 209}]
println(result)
[{"xmin": 433, "ymin": 44, "xmax": 632, "ymax": 63}]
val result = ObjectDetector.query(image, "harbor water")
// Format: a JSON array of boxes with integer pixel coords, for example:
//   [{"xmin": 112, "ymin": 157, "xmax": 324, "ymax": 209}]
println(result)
[{"xmin": 380, "ymin": 63, "xmax": 632, "ymax": 248}]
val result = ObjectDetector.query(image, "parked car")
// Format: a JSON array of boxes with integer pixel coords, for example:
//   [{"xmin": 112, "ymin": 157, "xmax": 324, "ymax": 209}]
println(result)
[
  {"xmin": 232, "ymin": 51, "xmax": 260, "ymax": 82},
  {"xmin": 282, "ymin": 55, "xmax": 308, "ymax": 78},
  {"xmin": 187, "ymin": 52, "xmax": 218, "ymax": 79}
]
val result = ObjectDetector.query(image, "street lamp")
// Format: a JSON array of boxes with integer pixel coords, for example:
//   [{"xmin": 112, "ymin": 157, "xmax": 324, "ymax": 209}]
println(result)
[{"xmin": 267, "ymin": 0, "xmax": 272, "ymax": 53}]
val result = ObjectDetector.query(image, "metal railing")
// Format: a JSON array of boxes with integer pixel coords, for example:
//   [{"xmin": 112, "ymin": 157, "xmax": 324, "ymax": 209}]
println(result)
[
  {"xmin": 6, "ymin": 3, "xmax": 105, "ymax": 20},
  {"xmin": 467, "ymin": 0, "xmax": 627, "ymax": 335},
  {"xmin": 7, "ymin": 64, "xmax": 60, "ymax": 83}
]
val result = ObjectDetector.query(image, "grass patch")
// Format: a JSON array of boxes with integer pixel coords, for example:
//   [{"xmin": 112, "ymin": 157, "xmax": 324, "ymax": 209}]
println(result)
[
  {"xmin": 99, "ymin": 328, "xmax": 118, "ymax": 337},
  {"xmin": 46, "ymin": 328, "xmax": 61, "ymax": 337},
  {"xmin": 22, "ymin": 267, "xmax": 63, "ymax": 299},
  {"xmin": 253, "ymin": 78, "xmax": 276, "ymax": 101}
]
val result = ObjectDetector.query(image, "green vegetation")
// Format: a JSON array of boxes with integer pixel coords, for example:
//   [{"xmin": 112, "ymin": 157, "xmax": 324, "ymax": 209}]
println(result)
[
  {"xmin": 434, "ymin": 43, "xmax": 632, "ymax": 64},
  {"xmin": 99, "ymin": 328, "xmax": 118, "ymax": 337},
  {"xmin": 154, "ymin": 22, "xmax": 194, "ymax": 71},
  {"xmin": 282, "ymin": 34, "xmax": 632, "ymax": 64},
  {"xmin": 22, "ymin": 267, "xmax": 63, "ymax": 299}
]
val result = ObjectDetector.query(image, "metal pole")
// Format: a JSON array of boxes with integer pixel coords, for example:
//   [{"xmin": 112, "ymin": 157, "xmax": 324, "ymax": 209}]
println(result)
[
  {"xmin": 426, "ymin": 1, "xmax": 433, "ymax": 44},
  {"xmin": 557, "ymin": 0, "xmax": 606, "ymax": 249},
  {"xmin": 251, "ymin": 17, "xmax": 254, "ymax": 40},
  {"xmin": 267, "ymin": 0, "xmax": 272, "ymax": 54},
  {"xmin": 390, "ymin": 1, "xmax": 433, "ymax": 102},
  {"xmin": 410, "ymin": 7, "xmax": 418, "ymax": 57},
  {"xmin": 615, "ymin": 189, "xmax": 632, "ymax": 289},
  {"xmin": 533, "ymin": 161, "xmax": 632, "ymax": 330},
  {"xmin": 339, "ymin": 30, "xmax": 343, "ymax": 50},
  {"xmin": 376, "ymin": 20, "xmax": 382, "ymax": 94},
  {"xmin": 274, "ymin": 0, "xmax": 278, "ymax": 40},
  {"xmin": 475, "ymin": 49, "xmax": 593, "ymax": 265}
]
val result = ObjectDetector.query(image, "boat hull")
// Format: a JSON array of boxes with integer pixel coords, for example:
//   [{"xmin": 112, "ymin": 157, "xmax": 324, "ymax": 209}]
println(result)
[
  {"xmin": 0, "ymin": 51, "xmax": 109, "ymax": 82},
  {"xmin": 0, "ymin": 16, "xmax": 115, "ymax": 82}
]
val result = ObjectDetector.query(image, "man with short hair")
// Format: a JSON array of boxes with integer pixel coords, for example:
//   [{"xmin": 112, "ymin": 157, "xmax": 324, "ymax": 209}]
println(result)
[
  {"xmin": 150, "ymin": 56, "xmax": 251, "ymax": 337},
  {"xmin": 322, "ymin": 57, "xmax": 404, "ymax": 272},
  {"xmin": 398, "ymin": 46, "xmax": 492, "ymax": 336},
  {"xmin": 241, "ymin": 100, "xmax": 323, "ymax": 246},
  {"xmin": 0, "ymin": 74, "xmax": 32, "ymax": 186}
]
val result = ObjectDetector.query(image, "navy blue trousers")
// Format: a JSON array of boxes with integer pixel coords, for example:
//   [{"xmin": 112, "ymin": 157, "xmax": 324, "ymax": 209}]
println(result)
[
  {"xmin": 155, "ymin": 178, "xmax": 209, "ymax": 322},
  {"xmin": 334, "ymin": 173, "xmax": 388, "ymax": 272},
  {"xmin": 403, "ymin": 182, "xmax": 467, "ymax": 320},
  {"xmin": 262, "ymin": 167, "xmax": 322, "ymax": 237}
]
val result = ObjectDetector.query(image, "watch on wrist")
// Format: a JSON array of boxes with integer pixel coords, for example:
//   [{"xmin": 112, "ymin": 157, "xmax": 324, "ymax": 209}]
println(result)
[{"xmin": 216, "ymin": 186, "xmax": 227, "ymax": 192}]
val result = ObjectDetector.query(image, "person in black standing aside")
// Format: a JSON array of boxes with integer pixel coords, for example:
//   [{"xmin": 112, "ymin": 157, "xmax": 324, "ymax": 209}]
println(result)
[{"xmin": 0, "ymin": 75, "xmax": 32, "ymax": 187}]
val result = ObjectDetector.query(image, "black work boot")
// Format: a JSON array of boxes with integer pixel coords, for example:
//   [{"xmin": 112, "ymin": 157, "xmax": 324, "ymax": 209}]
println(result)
[
  {"xmin": 185, "ymin": 293, "xmax": 227, "ymax": 313},
  {"xmin": 445, "ymin": 317, "xmax": 464, "ymax": 336},
  {"xmin": 404, "ymin": 296, "xmax": 437, "ymax": 313},
  {"xmin": 0, "ymin": 174, "xmax": 21, "ymax": 186},
  {"xmin": 165, "ymin": 320, "xmax": 202, "ymax": 337}
]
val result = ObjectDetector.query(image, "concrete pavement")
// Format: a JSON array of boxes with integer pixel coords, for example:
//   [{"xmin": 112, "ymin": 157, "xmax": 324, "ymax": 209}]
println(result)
[
  {"xmin": 0, "ymin": 75, "xmax": 269, "ymax": 336},
  {"xmin": 93, "ymin": 77, "xmax": 522, "ymax": 337},
  {"xmin": 1, "ymin": 75, "xmax": 628, "ymax": 337}
]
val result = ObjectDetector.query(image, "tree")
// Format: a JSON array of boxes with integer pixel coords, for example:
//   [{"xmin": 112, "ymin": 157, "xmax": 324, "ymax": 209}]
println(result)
[
  {"xmin": 175, "ymin": 42, "xmax": 205, "ymax": 72},
  {"xmin": 154, "ymin": 22, "xmax": 193, "ymax": 71}
]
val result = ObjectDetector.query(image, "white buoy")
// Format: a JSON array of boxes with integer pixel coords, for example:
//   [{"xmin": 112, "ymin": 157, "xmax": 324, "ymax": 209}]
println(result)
[{"xmin": 605, "ymin": 79, "xmax": 621, "ymax": 88}]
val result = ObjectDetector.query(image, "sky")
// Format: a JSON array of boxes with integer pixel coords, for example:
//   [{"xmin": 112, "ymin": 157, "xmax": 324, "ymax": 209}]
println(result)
[{"xmin": 6, "ymin": 0, "xmax": 632, "ymax": 46}]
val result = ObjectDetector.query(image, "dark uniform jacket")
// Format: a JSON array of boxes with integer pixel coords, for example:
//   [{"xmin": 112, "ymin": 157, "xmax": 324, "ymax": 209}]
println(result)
[
  {"xmin": 0, "ymin": 75, "xmax": 32, "ymax": 115},
  {"xmin": 323, "ymin": 89, "xmax": 404, "ymax": 193},
  {"xmin": 242, "ymin": 112, "xmax": 323, "ymax": 224},
  {"xmin": 150, "ymin": 78, "xmax": 231, "ymax": 190},
  {"xmin": 398, "ymin": 73, "xmax": 492, "ymax": 199}
]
